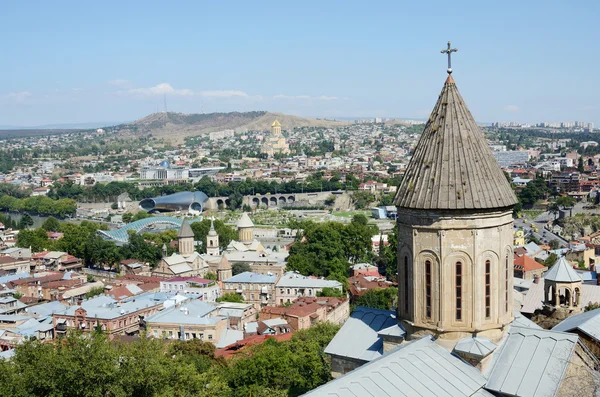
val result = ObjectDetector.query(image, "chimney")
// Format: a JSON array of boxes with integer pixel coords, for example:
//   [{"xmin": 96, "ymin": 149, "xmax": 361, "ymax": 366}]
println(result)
[{"xmin": 533, "ymin": 274, "xmax": 540, "ymax": 284}]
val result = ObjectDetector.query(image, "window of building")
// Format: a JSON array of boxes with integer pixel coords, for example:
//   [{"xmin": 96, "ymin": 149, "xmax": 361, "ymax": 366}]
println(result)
[
  {"xmin": 404, "ymin": 256, "xmax": 409, "ymax": 313},
  {"xmin": 287, "ymin": 289, "xmax": 290, "ymax": 295},
  {"xmin": 456, "ymin": 261, "xmax": 462, "ymax": 321},
  {"xmin": 505, "ymin": 255, "xmax": 509, "ymax": 313},
  {"xmin": 192, "ymin": 333, "xmax": 197, "ymax": 339},
  {"xmin": 280, "ymin": 288, "xmax": 284, "ymax": 294},
  {"xmin": 425, "ymin": 260, "xmax": 432, "ymax": 318},
  {"xmin": 185, "ymin": 333, "xmax": 190, "ymax": 340},
  {"xmin": 308, "ymin": 289, "xmax": 312, "ymax": 296},
  {"xmin": 251, "ymin": 294, "xmax": 255, "ymax": 300},
  {"xmin": 485, "ymin": 260, "xmax": 491, "ymax": 319},
  {"xmin": 200, "ymin": 333, "xmax": 204, "ymax": 339},
  {"xmin": 208, "ymin": 334, "xmax": 213, "ymax": 340},
  {"xmin": 153, "ymin": 330, "xmax": 158, "ymax": 338}
]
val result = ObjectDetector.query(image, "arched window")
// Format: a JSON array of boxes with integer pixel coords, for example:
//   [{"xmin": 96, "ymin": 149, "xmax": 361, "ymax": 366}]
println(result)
[
  {"xmin": 425, "ymin": 260, "xmax": 432, "ymax": 319},
  {"xmin": 485, "ymin": 260, "xmax": 491, "ymax": 319},
  {"xmin": 404, "ymin": 256, "xmax": 409, "ymax": 313},
  {"xmin": 505, "ymin": 255, "xmax": 509, "ymax": 313},
  {"xmin": 456, "ymin": 261, "xmax": 462, "ymax": 321}
]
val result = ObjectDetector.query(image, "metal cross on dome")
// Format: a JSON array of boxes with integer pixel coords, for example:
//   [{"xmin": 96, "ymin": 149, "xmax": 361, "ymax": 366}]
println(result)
[{"xmin": 441, "ymin": 41, "xmax": 458, "ymax": 74}]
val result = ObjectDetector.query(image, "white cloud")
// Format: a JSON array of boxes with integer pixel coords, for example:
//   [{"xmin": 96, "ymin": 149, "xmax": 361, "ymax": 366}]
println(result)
[
  {"xmin": 198, "ymin": 90, "xmax": 248, "ymax": 98},
  {"xmin": 128, "ymin": 83, "xmax": 194, "ymax": 97},
  {"xmin": 504, "ymin": 105, "xmax": 520, "ymax": 112},
  {"xmin": 273, "ymin": 94, "xmax": 338, "ymax": 101},
  {"xmin": 123, "ymin": 84, "xmax": 248, "ymax": 99},
  {"xmin": 3, "ymin": 91, "xmax": 32, "ymax": 102},
  {"xmin": 107, "ymin": 79, "xmax": 133, "ymax": 88}
]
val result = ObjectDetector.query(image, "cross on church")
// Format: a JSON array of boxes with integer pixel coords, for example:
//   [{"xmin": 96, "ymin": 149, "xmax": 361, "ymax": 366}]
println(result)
[{"xmin": 441, "ymin": 41, "xmax": 458, "ymax": 74}]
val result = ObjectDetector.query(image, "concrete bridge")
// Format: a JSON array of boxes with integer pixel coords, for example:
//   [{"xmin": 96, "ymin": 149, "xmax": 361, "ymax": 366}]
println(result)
[{"xmin": 205, "ymin": 190, "xmax": 351, "ymax": 210}]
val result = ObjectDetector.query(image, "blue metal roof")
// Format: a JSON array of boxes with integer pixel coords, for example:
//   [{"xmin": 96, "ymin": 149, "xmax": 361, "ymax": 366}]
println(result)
[
  {"xmin": 98, "ymin": 216, "xmax": 202, "ymax": 243},
  {"xmin": 306, "ymin": 336, "xmax": 493, "ymax": 397},
  {"xmin": 223, "ymin": 271, "xmax": 279, "ymax": 284}
]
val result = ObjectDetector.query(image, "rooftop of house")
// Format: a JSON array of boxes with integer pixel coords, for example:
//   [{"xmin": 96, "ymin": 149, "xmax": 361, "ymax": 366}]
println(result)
[
  {"xmin": 223, "ymin": 271, "xmax": 279, "ymax": 284},
  {"xmin": 276, "ymin": 272, "xmax": 342, "ymax": 289},
  {"xmin": 145, "ymin": 299, "xmax": 221, "ymax": 325}
]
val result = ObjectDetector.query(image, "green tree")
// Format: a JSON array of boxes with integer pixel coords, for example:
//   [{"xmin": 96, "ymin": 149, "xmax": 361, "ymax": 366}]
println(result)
[
  {"xmin": 41, "ymin": 216, "xmax": 61, "ymax": 232},
  {"xmin": 354, "ymin": 287, "xmax": 398, "ymax": 310},
  {"xmin": 18, "ymin": 213, "xmax": 34, "ymax": 229},
  {"xmin": 85, "ymin": 286, "xmax": 105, "ymax": 299},
  {"xmin": 232, "ymin": 262, "xmax": 251, "ymax": 275},
  {"xmin": 316, "ymin": 287, "xmax": 344, "ymax": 298},
  {"xmin": 556, "ymin": 195, "xmax": 575, "ymax": 209},
  {"xmin": 549, "ymin": 239, "xmax": 561, "ymax": 250},
  {"xmin": 190, "ymin": 219, "xmax": 237, "ymax": 253},
  {"xmin": 544, "ymin": 252, "xmax": 559, "ymax": 267},
  {"xmin": 16, "ymin": 228, "xmax": 51, "ymax": 252},
  {"xmin": 217, "ymin": 292, "xmax": 244, "ymax": 303},
  {"xmin": 578, "ymin": 156, "xmax": 585, "ymax": 173},
  {"xmin": 352, "ymin": 191, "xmax": 375, "ymax": 209}
]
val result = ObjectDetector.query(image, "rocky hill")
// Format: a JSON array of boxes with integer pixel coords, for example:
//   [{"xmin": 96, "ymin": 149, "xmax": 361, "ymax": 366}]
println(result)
[{"xmin": 123, "ymin": 111, "xmax": 347, "ymax": 144}]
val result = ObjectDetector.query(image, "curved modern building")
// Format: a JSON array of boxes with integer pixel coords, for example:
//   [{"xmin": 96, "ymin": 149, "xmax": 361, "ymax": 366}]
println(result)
[{"xmin": 139, "ymin": 191, "xmax": 209, "ymax": 214}]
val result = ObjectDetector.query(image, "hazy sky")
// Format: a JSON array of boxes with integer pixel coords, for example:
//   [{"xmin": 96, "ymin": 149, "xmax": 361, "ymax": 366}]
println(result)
[{"xmin": 1, "ymin": 0, "xmax": 598, "ymax": 126}]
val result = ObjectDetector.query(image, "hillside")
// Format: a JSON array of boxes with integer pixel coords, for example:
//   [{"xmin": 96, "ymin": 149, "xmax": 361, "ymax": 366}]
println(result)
[{"xmin": 125, "ymin": 111, "xmax": 348, "ymax": 144}]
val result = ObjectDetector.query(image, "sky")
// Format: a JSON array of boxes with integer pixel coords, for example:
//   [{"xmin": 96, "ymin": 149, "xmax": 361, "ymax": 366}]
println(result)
[{"xmin": 0, "ymin": 0, "xmax": 599, "ymax": 127}]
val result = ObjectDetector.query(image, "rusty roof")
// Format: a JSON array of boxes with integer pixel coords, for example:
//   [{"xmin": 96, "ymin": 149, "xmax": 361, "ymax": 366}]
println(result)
[{"xmin": 394, "ymin": 75, "xmax": 517, "ymax": 210}]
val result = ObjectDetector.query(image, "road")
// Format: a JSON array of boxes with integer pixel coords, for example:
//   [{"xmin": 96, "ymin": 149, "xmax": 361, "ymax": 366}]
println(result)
[{"xmin": 514, "ymin": 212, "xmax": 568, "ymax": 248}]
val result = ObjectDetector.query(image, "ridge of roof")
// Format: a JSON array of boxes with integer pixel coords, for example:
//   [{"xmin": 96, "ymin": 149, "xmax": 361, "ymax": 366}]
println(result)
[{"xmin": 394, "ymin": 75, "xmax": 517, "ymax": 210}]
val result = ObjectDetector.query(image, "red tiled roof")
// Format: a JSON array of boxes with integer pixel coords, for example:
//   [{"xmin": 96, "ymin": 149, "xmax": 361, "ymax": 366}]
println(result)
[
  {"xmin": 215, "ymin": 333, "xmax": 294, "ymax": 359},
  {"xmin": 514, "ymin": 255, "xmax": 546, "ymax": 272}
]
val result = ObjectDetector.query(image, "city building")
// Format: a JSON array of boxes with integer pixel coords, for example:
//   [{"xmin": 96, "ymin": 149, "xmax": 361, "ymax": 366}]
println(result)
[
  {"xmin": 259, "ymin": 296, "xmax": 349, "ymax": 331},
  {"xmin": 145, "ymin": 299, "xmax": 227, "ymax": 343},
  {"xmin": 222, "ymin": 271, "xmax": 279, "ymax": 308},
  {"xmin": 159, "ymin": 276, "xmax": 220, "ymax": 302},
  {"xmin": 261, "ymin": 120, "xmax": 290, "ymax": 157},
  {"xmin": 275, "ymin": 272, "xmax": 343, "ymax": 305}
]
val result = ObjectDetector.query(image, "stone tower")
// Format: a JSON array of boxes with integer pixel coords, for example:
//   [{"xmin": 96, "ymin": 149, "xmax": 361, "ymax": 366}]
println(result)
[
  {"xmin": 178, "ymin": 219, "xmax": 195, "ymax": 256},
  {"xmin": 237, "ymin": 212, "xmax": 254, "ymax": 245},
  {"xmin": 544, "ymin": 256, "xmax": 583, "ymax": 311},
  {"xmin": 271, "ymin": 119, "xmax": 282, "ymax": 136},
  {"xmin": 206, "ymin": 218, "xmax": 220, "ymax": 256},
  {"xmin": 394, "ymin": 73, "xmax": 518, "ymax": 341}
]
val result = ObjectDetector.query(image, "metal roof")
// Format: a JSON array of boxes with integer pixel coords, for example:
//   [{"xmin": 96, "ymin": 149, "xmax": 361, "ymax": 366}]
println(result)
[
  {"xmin": 98, "ymin": 216, "xmax": 202, "ymax": 243},
  {"xmin": 394, "ymin": 75, "xmax": 517, "ymax": 210},
  {"xmin": 454, "ymin": 336, "xmax": 497, "ymax": 358},
  {"xmin": 145, "ymin": 300, "xmax": 221, "ymax": 325},
  {"xmin": 324, "ymin": 306, "xmax": 398, "ymax": 362},
  {"xmin": 223, "ymin": 271, "xmax": 278, "ymax": 284},
  {"xmin": 553, "ymin": 307, "xmax": 600, "ymax": 341},
  {"xmin": 484, "ymin": 326, "xmax": 577, "ymax": 397},
  {"xmin": 306, "ymin": 335, "xmax": 494, "ymax": 397},
  {"xmin": 276, "ymin": 272, "xmax": 342, "ymax": 289},
  {"xmin": 544, "ymin": 256, "xmax": 582, "ymax": 283}
]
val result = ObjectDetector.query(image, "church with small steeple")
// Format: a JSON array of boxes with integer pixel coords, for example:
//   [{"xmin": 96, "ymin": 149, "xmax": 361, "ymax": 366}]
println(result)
[
  {"xmin": 261, "ymin": 120, "xmax": 290, "ymax": 157},
  {"xmin": 310, "ymin": 43, "xmax": 600, "ymax": 397}
]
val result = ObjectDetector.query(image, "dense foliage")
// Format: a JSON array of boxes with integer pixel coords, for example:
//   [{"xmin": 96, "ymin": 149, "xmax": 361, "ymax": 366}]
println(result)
[
  {"xmin": 353, "ymin": 287, "xmax": 398, "ymax": 310},
  {"xmin": 286, "ymin": 214, "xmax": 378, "ymax": 286},
  {"xmin": 0, "ymin": 194, "xmax": 76, "ymax": 217},
  {"xmin": 0, "ymin": 323, "xmax": 339, "ymax": 397}
]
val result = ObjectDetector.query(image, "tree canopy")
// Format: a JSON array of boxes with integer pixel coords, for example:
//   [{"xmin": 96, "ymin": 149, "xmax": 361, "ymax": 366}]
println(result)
[{"xmin": 0, "ymin": 324, "xmax": 339, "ymax": 397}]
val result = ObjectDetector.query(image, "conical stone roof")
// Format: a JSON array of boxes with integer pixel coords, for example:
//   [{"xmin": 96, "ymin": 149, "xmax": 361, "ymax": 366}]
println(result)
[
  {"xmin": 394, "ymin": 75, "xmax": 517, "ymax": 210},
  {"xmin": 208, "ymin": 217, "xmax": 217, "ymax": 236},
  {"xmin": 178, "ymin": 219, "xmax": 194, "ymax": 238},
  {"xmin": 237, "ymin": 212, "xmax": 254, "ymax": 228}
]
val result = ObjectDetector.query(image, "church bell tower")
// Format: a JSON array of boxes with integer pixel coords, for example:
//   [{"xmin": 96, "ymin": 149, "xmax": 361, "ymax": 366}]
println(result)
[
  {"xmin": 394, "ymin": 43, "xmax": 518, "ymax": 341},
  {"xmin": 206, "ymin": 218, "xmax": 220, "ymax": 256}
]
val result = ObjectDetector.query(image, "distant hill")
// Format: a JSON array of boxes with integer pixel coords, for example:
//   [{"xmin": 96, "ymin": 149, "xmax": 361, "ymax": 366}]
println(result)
[{"xmin": 125, "ymin": 111, "xmax": 348, "ymax": 143}]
